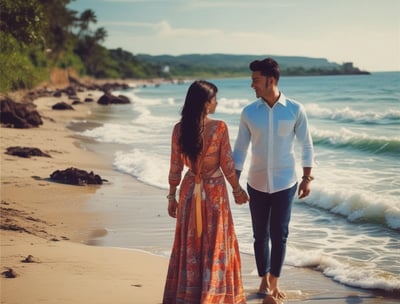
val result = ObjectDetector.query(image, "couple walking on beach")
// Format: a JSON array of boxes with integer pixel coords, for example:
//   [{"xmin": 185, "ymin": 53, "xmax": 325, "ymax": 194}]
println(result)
[{"xmin": 162, "ymin": 58, "xmax": 315, "ymax": 304}]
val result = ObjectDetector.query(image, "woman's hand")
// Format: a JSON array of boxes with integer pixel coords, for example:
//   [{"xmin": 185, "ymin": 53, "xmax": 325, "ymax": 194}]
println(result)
[{"xmin": 168, "ymin": 199, "xmax": 178, "ymax": 218}]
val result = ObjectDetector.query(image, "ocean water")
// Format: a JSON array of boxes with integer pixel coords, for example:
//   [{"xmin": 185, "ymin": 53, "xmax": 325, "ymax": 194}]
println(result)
[{"xmin": 76, "ymin": 72, "xmax": 400, "ymax": 295}]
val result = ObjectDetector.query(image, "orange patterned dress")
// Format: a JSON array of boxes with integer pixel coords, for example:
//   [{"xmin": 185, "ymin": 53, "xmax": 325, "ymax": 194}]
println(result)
[{"xmin": 163, "ymin": 120, "xmax": 246, "ymax": 304}]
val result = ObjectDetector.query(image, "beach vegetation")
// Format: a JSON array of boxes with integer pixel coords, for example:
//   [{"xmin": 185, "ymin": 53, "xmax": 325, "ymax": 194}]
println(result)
[{"xmin": 0, "ymin": 33, "xmax": 47, "ymax": 92}]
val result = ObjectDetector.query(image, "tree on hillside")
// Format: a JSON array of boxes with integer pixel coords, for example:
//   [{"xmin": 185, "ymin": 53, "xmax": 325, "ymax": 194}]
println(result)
[
  {"xmin": 73, "ymin": 9, "xmax": 110, "ymax": 77},
  {"xmin": 77, "ymin": 9, "xmax": 97, "ymax": 37},
  {"xmin": 108, "ymin": 48, "xmax": 161, "ymax": 79},
  {"xmin": 39, "ymin": 0, "xmax": 77, "ymax": 56},
  {"xmin": 0, "ymin": 0, "xmax": 50, "ymax": 91},
  {"xmin": 0, "ymin": 0, "xmax": 47, "ymax": 44},
  {"xmin": 0, "ymin": 1, "xmax": 113, "ymax": 91}
]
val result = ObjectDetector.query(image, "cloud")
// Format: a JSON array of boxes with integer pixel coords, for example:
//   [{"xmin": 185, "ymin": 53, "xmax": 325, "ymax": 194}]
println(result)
[
  {"xmin": 104, "ymin": 20, "xmax": 270, "ymax": 40},
  {"xmin": 185, "ymin": 0, "xmax": 294, "ymax": 9},
  {"xmin": 103, "ymin": 0, "xmax": 182, "ymax": 2},
  {"xmin": 101, "ymin": 20, "xmax": 225, "ymax": 37},
  {"xmin": 155, "ymin": 21, "xmax": 223, "ymax": 37},
  {"xmin": 102, "ymin": 21, "xmax": 156, "ymax": 28}
]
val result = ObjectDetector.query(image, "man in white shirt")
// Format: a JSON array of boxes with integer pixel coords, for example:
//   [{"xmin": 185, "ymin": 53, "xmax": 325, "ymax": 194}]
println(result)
[{"xmin": 233, "ymin": 58, "xmax": 314, "ymax": 303}]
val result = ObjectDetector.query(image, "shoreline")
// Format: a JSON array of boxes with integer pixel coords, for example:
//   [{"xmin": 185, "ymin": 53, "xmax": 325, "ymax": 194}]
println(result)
[{"xmin": 1, "ymin": 84, "xmax": 398, "ymax": 303}]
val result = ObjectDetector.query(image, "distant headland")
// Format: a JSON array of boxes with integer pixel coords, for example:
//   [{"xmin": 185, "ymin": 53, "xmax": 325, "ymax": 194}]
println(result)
[{"xmin": 136, "ymin": 53, "xmax": 370, "ymax": 78}]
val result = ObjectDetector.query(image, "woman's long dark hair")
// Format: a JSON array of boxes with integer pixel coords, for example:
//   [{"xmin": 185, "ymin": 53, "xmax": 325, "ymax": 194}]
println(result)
[{"xmin": 179, "ymin": 80, "xmax": 217, "ymax": 165}]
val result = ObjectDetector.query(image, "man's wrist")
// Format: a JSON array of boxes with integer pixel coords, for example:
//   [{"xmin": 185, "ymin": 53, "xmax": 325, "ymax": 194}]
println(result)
[{"xmin": 301, "ymin": 175, "xmax": 314, "ymax": 182}]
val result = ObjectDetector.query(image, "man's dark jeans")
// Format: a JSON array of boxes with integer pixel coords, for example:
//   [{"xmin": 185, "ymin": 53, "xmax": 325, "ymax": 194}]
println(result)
[{"xmin": 247, "ymin": 183, "xmax": 297, "ymax": 277}]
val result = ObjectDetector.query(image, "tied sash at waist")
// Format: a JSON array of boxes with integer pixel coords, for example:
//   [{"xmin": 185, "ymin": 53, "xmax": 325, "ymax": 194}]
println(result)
[
  {"xmin": 188, "ymin": 169, "xmax": 222, "ymax": 238},
  {"xmin": 194, "ymin": 175, "xmax": 203, "ymax": 238}
]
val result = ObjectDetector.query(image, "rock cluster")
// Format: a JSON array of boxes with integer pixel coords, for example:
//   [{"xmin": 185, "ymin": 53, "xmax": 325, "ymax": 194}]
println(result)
[
  {"xmin": 5, "ymin": 146, "xmax": 51, "ymax": 158},
  {"xmin": 50, "ymin": 167, "xmax": 106, "ymax": 185},
  {"xmin": 0, "ymin": 95, "xmax": 43, "ymax": 128}
]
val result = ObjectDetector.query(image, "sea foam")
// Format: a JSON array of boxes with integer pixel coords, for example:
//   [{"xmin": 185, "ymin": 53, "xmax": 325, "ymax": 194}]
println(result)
[{"xmin": 285, "ymin": 247, "xmax": 400, "ymax": 292}]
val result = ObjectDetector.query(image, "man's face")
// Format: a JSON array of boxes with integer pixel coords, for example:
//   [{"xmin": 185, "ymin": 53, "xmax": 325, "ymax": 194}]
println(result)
[{"xmin": 251, "ymin": 71, "xmax": 269, "ymax": 98}]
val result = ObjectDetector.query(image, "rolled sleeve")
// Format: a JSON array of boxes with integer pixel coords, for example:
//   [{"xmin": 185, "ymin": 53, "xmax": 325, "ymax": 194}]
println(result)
[
  {"xmin": 295, "ymin": 105, "xmax": 315, "ymax": 167},
  {"xmin": 233, "ymin": 112, "xmax": 250, "ymax": 171}
]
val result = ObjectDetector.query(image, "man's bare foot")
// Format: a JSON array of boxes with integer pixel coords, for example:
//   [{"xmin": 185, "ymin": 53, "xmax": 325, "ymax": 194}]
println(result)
[
  {"xmin": 268, "ymin": 274, "xmax": 286, "ymax": 299},
  {"xmin": 270, "ymin": 288, "xmax": 286, "ymax": 299},
  {"xmin": 263, "ymin": 294, "xmax": 283, "ymax": 304},
  {"xmin": 257, "ymin": 276, "xmax": 269, "ymax": 295}
]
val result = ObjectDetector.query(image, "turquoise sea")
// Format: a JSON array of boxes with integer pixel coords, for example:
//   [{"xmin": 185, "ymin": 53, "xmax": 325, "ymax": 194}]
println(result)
[{"xmin": 73, "ymin": 72, "xmax": 400, "ymax": 297}]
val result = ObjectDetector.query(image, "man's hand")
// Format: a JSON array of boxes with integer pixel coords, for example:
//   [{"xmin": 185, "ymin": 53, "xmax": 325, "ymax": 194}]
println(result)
[{"xmin": 298, "ymin": 180, "xmax": 311, "ymax": 198}]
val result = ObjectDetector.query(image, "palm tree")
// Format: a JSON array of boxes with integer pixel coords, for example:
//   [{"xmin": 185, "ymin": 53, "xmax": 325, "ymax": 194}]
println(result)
[
  {"xmin": 94, "ymin": 27, "xmax": 107, "ymax": 43},
  {"xmin": 78, "ymin": 9, "xmax": 97, "ymax": 38}
]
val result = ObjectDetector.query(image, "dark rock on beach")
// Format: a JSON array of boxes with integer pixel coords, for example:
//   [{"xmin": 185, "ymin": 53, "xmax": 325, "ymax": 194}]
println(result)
[
  {"xmin": 2, "ymin": 268, "xmax": 17, "ymax": 278},
  {"xmin": 52, "ymin": 102, "xmax": 74, "ymax": 110},
  {"xmin": 0, "ymin": 95, "xmax": 43, "ymax": 128},
  {"xmin": 117, "ymin": 94, "xmax": 131, "ymax": 104},
  {"xmin": 5, "ymin": 146, "xmax": 51, "ymax": 158},
  {"xmin": 50, "ymin": 167, "xmax": 106, "ymax": 185},
  {"xmin": 100, "ymin": 82, "xmax": 130, "ymax": 93},
  {"xmin": 21, "ymin": 255, "xmax": 39, "ymax": 263},
  {"xmin": 97, "ymin": 92, "xmax": 131, "ymax": 105},
  {"xmin": 72, "ymin": 100, "xmax": 83, "ymax": 105},
  {"xmin": 53, "ymin": 90, "xmax": 62, "ymax": 97},
  {"xmin": 84, "ymin": 97, "xmax": 94, "ymax": 102}
]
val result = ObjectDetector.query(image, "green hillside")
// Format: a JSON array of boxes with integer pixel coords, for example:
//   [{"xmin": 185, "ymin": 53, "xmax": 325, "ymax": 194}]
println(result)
[
  {"xmin": 138, "ymin": 54, "xmax": 338, "ymax": 69},
  {"xmin": 137, "ymin": 53, "xmax": 370, "ymax": 78}
]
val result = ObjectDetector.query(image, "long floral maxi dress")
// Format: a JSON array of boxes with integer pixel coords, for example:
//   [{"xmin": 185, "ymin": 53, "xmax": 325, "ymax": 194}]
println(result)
[{"xmin": 163, "ymin": 120, "xmax": 246, "ymax": 304}]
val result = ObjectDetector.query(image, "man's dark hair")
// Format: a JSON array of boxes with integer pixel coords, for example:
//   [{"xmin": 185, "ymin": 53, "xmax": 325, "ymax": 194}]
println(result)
[{"xmin": 249, "ymin": 58, "xmax": 280, "ymax": 82}]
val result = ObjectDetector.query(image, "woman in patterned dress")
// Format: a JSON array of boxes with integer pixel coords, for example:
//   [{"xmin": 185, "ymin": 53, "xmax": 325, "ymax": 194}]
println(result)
[{"xmin": 163, "ymin": 80, "xmax": 249, "ymax": 304}]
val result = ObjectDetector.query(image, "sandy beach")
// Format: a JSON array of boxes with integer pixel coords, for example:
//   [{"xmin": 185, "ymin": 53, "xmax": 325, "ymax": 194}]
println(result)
[{"xmin": 1, "ymin": 85, "xmax": 398, "ymax": 304}]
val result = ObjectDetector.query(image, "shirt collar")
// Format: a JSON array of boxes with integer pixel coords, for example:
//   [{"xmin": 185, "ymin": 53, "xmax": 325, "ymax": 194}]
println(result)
[
  {"xmin": 277, "ymin": 92, "xmax": 287, "ymax": 106},
  {"xmin": 256, "ymin": 92, "xmax": 286, "ymax": 108}
]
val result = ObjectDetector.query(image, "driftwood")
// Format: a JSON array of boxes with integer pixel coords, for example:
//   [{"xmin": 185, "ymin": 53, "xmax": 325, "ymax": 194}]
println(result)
[
  {"xmin": 50, "ymin": 167, "xmax": 106, "ymax": 185},
  {"xmin": 5, "ymin": 146, "xmax": 51, "ymax": 158}
]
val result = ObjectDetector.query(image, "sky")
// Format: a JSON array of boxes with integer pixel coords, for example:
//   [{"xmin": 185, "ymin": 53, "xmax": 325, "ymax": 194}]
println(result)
[{"xmin": 68, "ymin": 0, "xmax": 400, "ymax": 72}]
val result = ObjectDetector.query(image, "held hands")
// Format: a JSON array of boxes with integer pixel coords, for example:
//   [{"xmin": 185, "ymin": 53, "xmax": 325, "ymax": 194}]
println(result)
[
  {"xmin": 168, "ymin": 185, "xmax": 249, "ymax": 217},
  {"xmin": 232, "ymin": 187, "xmax": 249, "ymax": 205}
]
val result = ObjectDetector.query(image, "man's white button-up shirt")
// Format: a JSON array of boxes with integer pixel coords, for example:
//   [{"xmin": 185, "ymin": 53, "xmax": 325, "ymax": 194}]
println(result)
[{"xmin": 233, "ymin": 93, "xmax": 314, "ymax": 193}]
